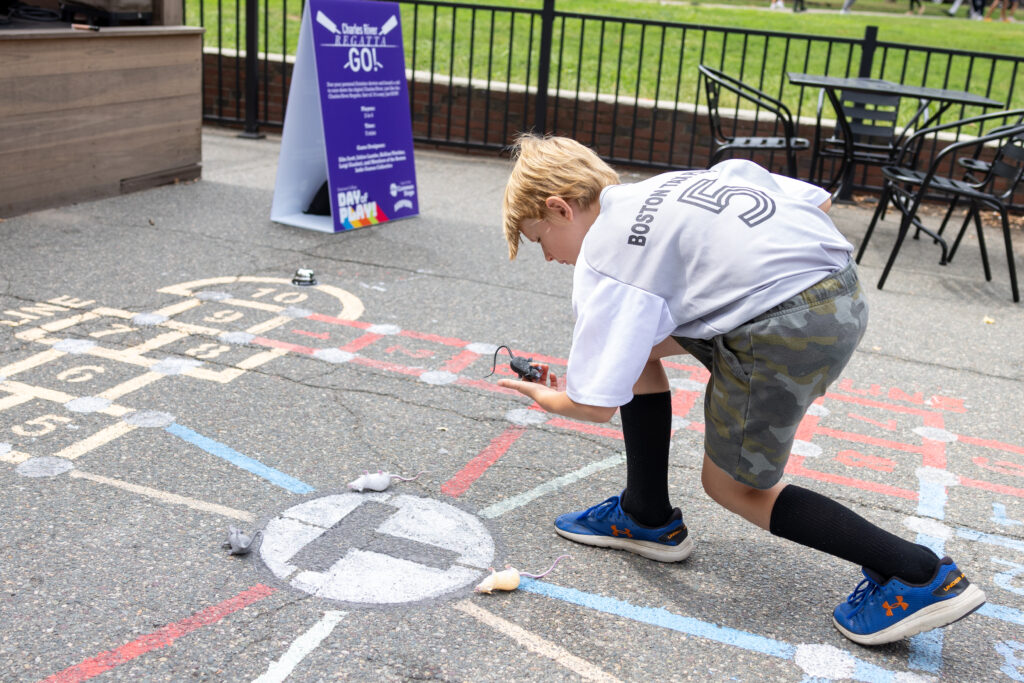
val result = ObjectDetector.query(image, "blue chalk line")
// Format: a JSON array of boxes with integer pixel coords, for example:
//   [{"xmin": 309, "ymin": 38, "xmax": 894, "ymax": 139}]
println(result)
[{"xmin": 165, "ymin": 423, "xmax": 314, "ymax": 494}]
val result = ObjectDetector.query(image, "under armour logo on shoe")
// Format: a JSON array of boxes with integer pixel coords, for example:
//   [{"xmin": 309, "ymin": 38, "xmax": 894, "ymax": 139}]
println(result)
[
  {"xmin": 883, "ymin": 596, "xmax": 909, "ymax": 616},
  {"xmin": 611, "ymin": 525, "xmax": 632, "ymax": 538}
]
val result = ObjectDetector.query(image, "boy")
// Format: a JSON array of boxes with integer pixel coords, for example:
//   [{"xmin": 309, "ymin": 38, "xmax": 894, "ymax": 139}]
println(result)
[{"xmin": 497, "ymin": 133, "xmax": 985, "ymax": 645}]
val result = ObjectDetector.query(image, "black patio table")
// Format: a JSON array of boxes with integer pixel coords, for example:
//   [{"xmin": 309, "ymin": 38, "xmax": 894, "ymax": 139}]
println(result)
[{"xmin": 786, "ymin": 72, "xmax": 1004, "ymax": 200}]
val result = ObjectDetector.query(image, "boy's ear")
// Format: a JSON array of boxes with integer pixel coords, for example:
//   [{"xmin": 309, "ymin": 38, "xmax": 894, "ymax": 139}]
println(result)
[{"xmin": 544, "ymin": 196, "xmax": 573, "ymax": 221}]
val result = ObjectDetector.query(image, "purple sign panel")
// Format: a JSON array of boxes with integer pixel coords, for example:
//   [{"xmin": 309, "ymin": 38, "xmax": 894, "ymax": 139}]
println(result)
[{"xmin": 310, "ymin": 0, "xmax": 418, "ymax": 232}]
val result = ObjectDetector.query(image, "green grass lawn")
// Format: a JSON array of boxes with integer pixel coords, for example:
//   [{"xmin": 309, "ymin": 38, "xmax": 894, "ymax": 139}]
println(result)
[
  {"xmin": 187, "ymin": 0, "xmax": 1023, "ymax": 117},
  {"xmin": 187, "ymin": 0, "xmax": 1024, "ymax": 57}
]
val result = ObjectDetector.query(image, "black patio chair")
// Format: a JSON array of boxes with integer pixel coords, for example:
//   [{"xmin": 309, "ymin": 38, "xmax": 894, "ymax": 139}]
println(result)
[
  {"xmin": 698, "ymin": 64, "xmax": 808, "ymax": 178},
  {"xmin": 949, "ymin": 113, "xmax": 1024, "ymax": 183},
  {"xmin": 856, "ymin": 109, "xmax": 1024, "ymax": 302},
  {"xmin": 928, "ymin": 115, "xmax": 1024, "ymax": 239},
  {"xmin": 810, "ymin": 88, "xmax": 905, "ymax": 192}
]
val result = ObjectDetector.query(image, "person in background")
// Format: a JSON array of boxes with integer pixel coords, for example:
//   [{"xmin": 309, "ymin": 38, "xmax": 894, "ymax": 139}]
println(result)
[
  {"xmin": 985, "ymin": 0, "xmax": 1017, "ymax": 20},
  {"xmin": 949, "ymin": 0, "xmax": 987, "ymax": 19}
]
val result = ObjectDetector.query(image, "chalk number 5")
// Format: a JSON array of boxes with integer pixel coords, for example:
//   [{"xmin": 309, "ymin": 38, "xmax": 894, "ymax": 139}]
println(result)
[{"xmin": 13, "ymin": 414, "xmax": 73, "ymax": 436}]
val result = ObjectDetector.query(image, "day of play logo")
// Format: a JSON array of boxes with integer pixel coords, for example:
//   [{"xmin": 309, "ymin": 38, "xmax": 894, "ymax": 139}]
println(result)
[{"xmin": 336, "ymin": 186, "xmax": 388, "ymax": 229}]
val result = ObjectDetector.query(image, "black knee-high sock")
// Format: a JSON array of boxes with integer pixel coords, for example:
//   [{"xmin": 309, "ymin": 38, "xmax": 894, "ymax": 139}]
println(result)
[
  {"xmin": 769, "ymin": 484, "xmax": 940, "ymax": 584},
  {"xmin": 619, "ymin": 391, "xmax": 673, "ymax": 526}
]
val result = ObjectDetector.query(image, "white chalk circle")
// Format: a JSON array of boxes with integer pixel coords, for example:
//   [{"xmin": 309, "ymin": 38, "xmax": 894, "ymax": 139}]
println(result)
[
  {"xmin": 0, "ymin": 443, "xmax": 11, "ymax": 456},
  {"xmin": 151, "ymin": 357, "xmax": 203, "ymax": 375},
  {"xmin": 16, "ymin": 457, "xmax": 73, "ymax": 478},
  {"xmin": 913, "ymin": 426, "xmax": 958, "ymax": 443},
  {"xmin": 806, "ymin": 403, "xmax": 831, "ymax": 417},
  {"xmin": 420, "ymin": 371, "xmax": 458, "ymax": 386},
  {"xmin": 790, "ymin": 440, "xmax": 823, "ymax": 458},
  {"xmin": 282, "ymin": 306, "xmax": 314, "ymax": 319},
  {"xmin": 904, "ymin": 516, "xmax": 953, "ymax": 540},
  {"xmin": 54, "ymin": 339, "xmax": 96, "ymax": 354},
  {"xmin": 220, "ymin": 331, "xmax": 256, "ymax": 345},
  {"xmin": 506, "ymin": 408, "xmax": 548, "ymax": 426},
  {"xmin": 195, "ymin": 290, "xmax": 232, "ymax": 301},
  {"xmin": 793, "ymin": 643, "xmax": 855, "ymax": 680},
  {"xmin": 916, "ymin": 466, "xmax": 959, "ymax": 487},
  {"xmin": 259, "ymin": 492, "xmax": 493, "ymax": 606},
  {"xmin": 368, "ymin": 324, "xmax": 401, "ymax": 335},
  {"xmin": 132, "ymin": 313, "xmax": 168, "ymax": 326},
  {"xmin": 313, "ymin": 348, "xmax": 355, "ymax": 364},
  {"xmin": 124, "ymin": 410, "xmax": 176, "ymax": 428},
  {"xmin": 893, "ymin": 672, "xmax": 935, "ymax": 683},
  {"xmin": 466, "ymin": 342, "xmax": 499, "ymax": 355},
  {"xmin": 64, "ymin": 397, "xmax": 111, "ymax": 414}
]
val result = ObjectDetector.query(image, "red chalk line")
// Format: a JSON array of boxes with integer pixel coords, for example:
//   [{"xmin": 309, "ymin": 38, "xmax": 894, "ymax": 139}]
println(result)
[{"xmin": 40, "ymin": 584, "xmax": 276, "ymax": 683}]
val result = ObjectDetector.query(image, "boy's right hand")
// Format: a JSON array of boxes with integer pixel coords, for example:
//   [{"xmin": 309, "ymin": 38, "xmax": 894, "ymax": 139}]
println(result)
[
  {"xmin": 501, "ymin": 363, "xmax": 558, "ymax": 389},
  {"xmin": 528, "ymin": 363, "xmax": 557, "ymax": 387},
  {"xmin": 497, "ymin": 364, "xmax": 560, "ymax": 406}
]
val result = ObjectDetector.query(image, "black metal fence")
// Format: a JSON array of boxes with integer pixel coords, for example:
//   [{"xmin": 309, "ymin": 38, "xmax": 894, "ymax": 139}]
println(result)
[{"xmin": 190, "ymin": 0, "xmax": 1024, "ymax": 183}]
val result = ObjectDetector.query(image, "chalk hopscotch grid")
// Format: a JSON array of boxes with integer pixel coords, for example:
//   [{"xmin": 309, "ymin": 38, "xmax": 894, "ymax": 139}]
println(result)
[{"xmin": 3, "ymin": 282, "xmax": 1024, "ymax": 682}]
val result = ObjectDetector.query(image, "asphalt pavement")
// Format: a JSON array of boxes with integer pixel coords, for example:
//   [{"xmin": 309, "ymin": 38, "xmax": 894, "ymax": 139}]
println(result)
[{"xmin": 2, "ymin": 126, "xmax": 1023, "ymax": 682}]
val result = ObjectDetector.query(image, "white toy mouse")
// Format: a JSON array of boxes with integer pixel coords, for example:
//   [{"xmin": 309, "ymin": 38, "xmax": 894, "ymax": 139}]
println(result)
[{"xmin": 347, "ymin": 469, "xmax": 426, "ymax": 492}]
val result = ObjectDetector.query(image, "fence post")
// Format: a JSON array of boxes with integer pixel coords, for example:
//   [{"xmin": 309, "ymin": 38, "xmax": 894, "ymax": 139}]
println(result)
[
  {"xmin": 858, "ymin": 26, "xmax": 878, "ymax": 78},
  {"xmin": 533, "ymin": 0, "xmax": 555, "ymax": 133},
  {"xmin": 239, "ymin": 0, "xmax": 264, "ymax": 139}
]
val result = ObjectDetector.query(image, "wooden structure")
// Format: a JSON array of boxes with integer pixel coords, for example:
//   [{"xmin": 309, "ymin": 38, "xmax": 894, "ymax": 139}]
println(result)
[{"xmin": 0, "ymin": 23, "xmax": 203, "ymax": 217}]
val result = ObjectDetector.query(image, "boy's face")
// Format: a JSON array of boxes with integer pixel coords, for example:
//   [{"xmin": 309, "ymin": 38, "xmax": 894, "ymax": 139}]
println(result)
[{"xmin": 519, "ymin": 197, "xmax": 594, "ymax": 266}]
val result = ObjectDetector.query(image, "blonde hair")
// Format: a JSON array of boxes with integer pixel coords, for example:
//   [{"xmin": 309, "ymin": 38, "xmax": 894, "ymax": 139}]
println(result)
[{"xmin": 502, "ymin": 134, "xmax": 619, "ymax": 260}]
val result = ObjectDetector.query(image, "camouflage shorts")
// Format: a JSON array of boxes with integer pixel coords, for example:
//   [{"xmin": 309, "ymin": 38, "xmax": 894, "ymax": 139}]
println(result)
[{"xmin": 673, "ymin": 261, "xmax": 868, "ymax": 490}]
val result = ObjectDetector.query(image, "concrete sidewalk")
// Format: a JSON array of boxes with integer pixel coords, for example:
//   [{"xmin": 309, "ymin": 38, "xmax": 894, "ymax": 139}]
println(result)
[{"xmin": 0, "ymin": 126, "xmax": 1022, "ymax": 682}]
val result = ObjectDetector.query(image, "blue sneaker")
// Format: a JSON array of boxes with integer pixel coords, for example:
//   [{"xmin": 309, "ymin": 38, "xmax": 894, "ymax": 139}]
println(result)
[
  {"xmin": 554, "ymin": 494, "xmax": 693, "ymax": 562},
  {"xmin": 833, "ymin": 557, "xmax": 986, "ymax": 645}
]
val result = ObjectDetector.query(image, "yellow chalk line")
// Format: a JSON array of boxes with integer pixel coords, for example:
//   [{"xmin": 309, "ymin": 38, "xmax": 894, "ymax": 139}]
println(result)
[
  {"xmin": 53, "ymin": 422, "xmax": 138, "ymax": 460},
  {"xmin": 246, "ymin": 316, "xmax": 291, "ymax": 336},
  {"xmin": 236, "ymin": 348, "xmax": 289, "ymax": 370},
  {"xmin": 0, "ymin": 380, "xmax": 132, "ymax": 417},
  {"xmin": 154, "ymin": 298, "xmax": 202, "ymax": 318},
  {"xmin": 163, "ymin": 320, "xmax": 226, "ymax": 336},
  {"xmin": 0, "ymin": 349, "xmax": 66, "ymax": 378},
  {"xmin": 69, "ymin": 470, "xmax": 255, "ymax": 522},
  {"xmin": 224, "ymin": 298, "xmax": 284, "ymax": 313},
  {"xmin": 127, "ymin": 331, "xmax": 189, "ymax": 355},
  {"xmin": 0, "ymin": 393, "xmax": 34, "ymax": 412},
  {"xmin": 452, "ymin": 601, "xmax": 622, "ymax": 683},
  {"xmin": 41, "ymin": 311, "xmax": 101, "ymax": 331},
  {"xmin": 96, "ymin": 372, "xmax": 166, "ymax": 401},
  {"xmin": 0, "ymin": 449, "xmax": 32, "ymax": 465},
  {"xmin": 184, "ymin": 366, "xmax": 245, "ymax": 383},
  {"xmin": 1, "ymin": 379, "xmax": 75, "ymax": 404}
]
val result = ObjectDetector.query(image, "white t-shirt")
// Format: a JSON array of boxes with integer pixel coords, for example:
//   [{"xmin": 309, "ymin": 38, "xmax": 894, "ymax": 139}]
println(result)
[{"xmin": 566, "ymin": 159, "xmax": 853, "ymax": 408}]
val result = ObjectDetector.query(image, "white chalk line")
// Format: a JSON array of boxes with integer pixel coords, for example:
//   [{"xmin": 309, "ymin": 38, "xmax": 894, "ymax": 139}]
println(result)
[
  {"xmin": 251, "ymin": 610, "xmax": 346, "ymax": 683},
  {"xmin": 478, "ymin": 454, "xmax": 626, "ymax": 519},
  {"xmin": 453, "ymin": 600, "xmax": 621, "ymax": 683}
]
